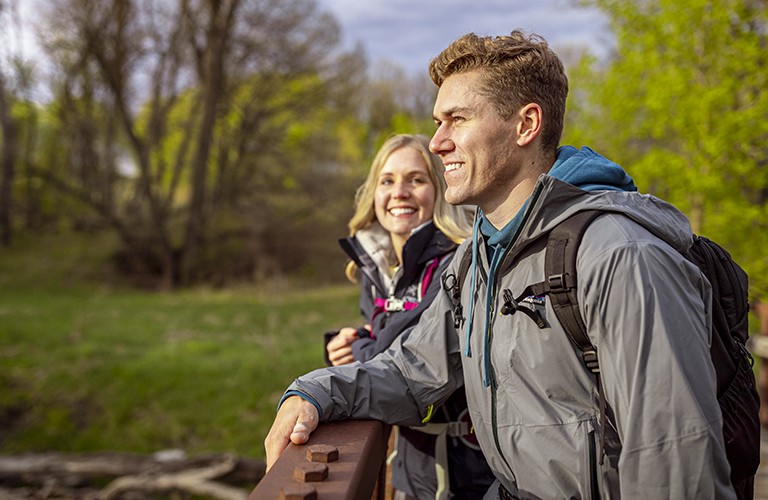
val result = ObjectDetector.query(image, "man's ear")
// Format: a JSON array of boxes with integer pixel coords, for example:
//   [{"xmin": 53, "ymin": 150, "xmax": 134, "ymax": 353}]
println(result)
[{"xmin": 516, "ymin": 103, "xmax": 543, "ymax": 147}]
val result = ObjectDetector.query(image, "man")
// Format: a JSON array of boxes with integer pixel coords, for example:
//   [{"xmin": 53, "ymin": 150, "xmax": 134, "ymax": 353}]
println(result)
[{"xmin": 265, "ymin": 31, "xmax": 735, "ymax": 499}]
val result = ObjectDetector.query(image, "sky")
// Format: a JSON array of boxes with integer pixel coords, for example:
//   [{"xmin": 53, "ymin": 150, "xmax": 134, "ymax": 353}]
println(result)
[
  {"xmin": 313, "ymin": 0, "xmax": 614, "ymax": 76},
  {"xmin": 3, "ymin": 0, "xmax": 614, "ymax": 82}
]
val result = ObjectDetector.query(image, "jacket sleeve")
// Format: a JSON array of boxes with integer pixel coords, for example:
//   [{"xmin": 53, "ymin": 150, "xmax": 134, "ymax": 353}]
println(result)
[
  {"xmin": 580, "ymin": 218, "xmax": 735, "ymax": 499},
  {"xmin": 351, "ymin": 253, "xmax": 455, "ymax": 363},
  {"xmin": 286, "ymin": 281, "xmax": 464, "ymax": 426}
]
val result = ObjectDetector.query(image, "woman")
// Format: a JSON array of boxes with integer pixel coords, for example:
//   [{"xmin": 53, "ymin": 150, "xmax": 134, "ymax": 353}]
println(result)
[{"xmin": 324, "ymin": 134, "xmax": 495, "ymax": 500}]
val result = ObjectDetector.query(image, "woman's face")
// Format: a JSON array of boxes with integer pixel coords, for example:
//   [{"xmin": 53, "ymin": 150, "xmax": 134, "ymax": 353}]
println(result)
[{"xmin": 374, "ymin": 146, "xmax": 436, "ymax": 242}]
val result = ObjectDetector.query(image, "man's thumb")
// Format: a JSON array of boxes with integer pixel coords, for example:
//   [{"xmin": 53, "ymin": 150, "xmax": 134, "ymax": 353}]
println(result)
[{"xmin": 290, "ymin": 407, "xmax": 317, "ymax": 444}]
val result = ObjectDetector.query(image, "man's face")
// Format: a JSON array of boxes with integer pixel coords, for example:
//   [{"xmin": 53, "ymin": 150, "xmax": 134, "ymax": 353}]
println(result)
[{"xmin": 429, "ymin": 70, "xmax": 522, "ymax": 213}]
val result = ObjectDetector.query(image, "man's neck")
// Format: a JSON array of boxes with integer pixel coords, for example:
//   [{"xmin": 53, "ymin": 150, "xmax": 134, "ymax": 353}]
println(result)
[
  {"xmin": 483, "ymin": 177, "xmax": 539, "ymax": 229},
  {"xmin": 484, "ymin": 152, "xmax": 554, "ymax": 229}
]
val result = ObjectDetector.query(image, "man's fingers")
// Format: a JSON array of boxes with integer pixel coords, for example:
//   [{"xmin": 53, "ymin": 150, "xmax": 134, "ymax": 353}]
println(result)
[
  {"xmin": 265, "ymin": 438, "xmax": 287, "ymax": 470},
  {"xmin": 264, "ymin": 425, "xmax": 291, "ymax": 471},
  {"xmin": 264, "ymin": 397, "xmax": 319, "ymax": 470},
  {"xmin": 289, "ymin": 403, "xmax": 319, "ymax": 444},
  {"xmin": 290, "ymin": 421, "xmax": 312, "ymax": 444}
]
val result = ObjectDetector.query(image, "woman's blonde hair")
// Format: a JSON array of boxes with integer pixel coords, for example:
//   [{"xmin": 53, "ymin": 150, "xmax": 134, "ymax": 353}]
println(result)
[{"xmin": 345, "ymin": 134, "xmax": 473, "ymax": 282}]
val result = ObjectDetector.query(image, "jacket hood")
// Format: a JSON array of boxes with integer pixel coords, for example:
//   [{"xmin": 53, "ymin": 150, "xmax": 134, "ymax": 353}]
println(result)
[
  {"xmin": 479, "ymin": 146, "xmax": 637, "ymax": 248},
  {"xmin": 549, "ymin": 145, "xmax": 637, "ymax": 192},
  {"xmin": 517, "ymin": 176, "xmax": 694, "ymax": 256}
]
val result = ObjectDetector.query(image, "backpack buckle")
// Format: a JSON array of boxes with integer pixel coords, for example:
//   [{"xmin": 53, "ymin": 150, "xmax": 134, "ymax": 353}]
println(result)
[
  {"xmin": 384, "ymin": 298, "xmax": 405, "ymax": 311},
  {"xmin": 583, "ymin": 350, "xmax": 600, "ymax": 374},
  {"xmin": 453, "ymin": 304, "xmax": 465, "ymax": 329},
  {"xmin": 547, "ymin": 273, "xmax": 573, "ymax": 292}
]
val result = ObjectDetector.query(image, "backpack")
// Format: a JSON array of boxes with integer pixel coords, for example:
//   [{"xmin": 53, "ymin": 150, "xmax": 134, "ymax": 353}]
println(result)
[{"xmin": 443, "ymin": 209, "xmax": 760, "ymax": 498}]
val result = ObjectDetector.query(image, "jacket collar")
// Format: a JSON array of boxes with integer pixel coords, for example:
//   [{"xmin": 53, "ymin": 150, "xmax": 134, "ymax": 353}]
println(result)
[{"xmin": 339, "ymin": 222, "xmax": 456, "ymax": 293}]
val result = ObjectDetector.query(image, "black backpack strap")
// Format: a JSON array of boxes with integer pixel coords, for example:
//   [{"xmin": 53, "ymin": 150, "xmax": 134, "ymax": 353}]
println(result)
[
  {"xmin": 537, "ymin": 209, "xmax": 607, "ymax": 478},
  {"xmin": 446, "ymin": 210, "xmax": 604, "ymax": 358},
  {"xmin": 544, "ymin": 210, "xmax": 605, "ymax": 373}
]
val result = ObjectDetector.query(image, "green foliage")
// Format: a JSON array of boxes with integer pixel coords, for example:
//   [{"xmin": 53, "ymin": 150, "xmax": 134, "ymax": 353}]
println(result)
[
  {"xmin": 0, "ymin": 230, "xmax": 360, "ymax": 457},
  {"xmin": 566, "ymin": 0, "xmax": 768, "ymax": 300},
  {"xmin": 3, "ymin": 0, "xmax": 443, "ymax": 289}
]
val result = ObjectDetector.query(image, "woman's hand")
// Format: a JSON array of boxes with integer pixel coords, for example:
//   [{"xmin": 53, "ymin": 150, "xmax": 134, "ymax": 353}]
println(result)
[{"xmin": 326, "ymin": 326, "xmax": 367, "ymax": 366}]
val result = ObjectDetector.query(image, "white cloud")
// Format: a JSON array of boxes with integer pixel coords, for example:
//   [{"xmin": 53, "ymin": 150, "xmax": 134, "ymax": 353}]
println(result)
[
  {"xmin": 316, "ymin": 0, "xmax": 612, "ymax": 75},
  {"xmin": 4, "ymin": 0, "xmax": 612, "ymax": 82}
]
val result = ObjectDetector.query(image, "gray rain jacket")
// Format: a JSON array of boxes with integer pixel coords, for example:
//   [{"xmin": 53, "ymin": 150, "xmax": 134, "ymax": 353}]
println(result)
[{"xmin": 286, "ymin": 174, "xmax": 734, "ymax": 499}]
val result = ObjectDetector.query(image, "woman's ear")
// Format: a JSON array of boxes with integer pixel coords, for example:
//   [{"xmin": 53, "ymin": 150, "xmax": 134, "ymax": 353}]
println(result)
[{"xmin": 516, "ymin": 103, "xmax": 543, "ymax": 147}]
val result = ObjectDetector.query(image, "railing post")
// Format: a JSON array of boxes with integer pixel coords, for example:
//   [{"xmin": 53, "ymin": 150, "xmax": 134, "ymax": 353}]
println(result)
[
  {"xmin": 752, "ymin": 301, "xmax": 768, "ymax": 428},
  {"xmin": 250, "ymin": 420, "xmax": 390, "ymax": 499}
]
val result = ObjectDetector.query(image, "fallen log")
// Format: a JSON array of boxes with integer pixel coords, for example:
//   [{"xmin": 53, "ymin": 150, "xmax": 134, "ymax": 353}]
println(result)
[{"xmin": 0, "ymin": 450, "xmax": 265, "ymax": 499}]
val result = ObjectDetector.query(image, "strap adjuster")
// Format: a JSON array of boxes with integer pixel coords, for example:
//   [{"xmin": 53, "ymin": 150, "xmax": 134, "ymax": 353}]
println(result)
[
  {"xmin": 583, "ymin": 349, "xmax": 600, "ymax": 373},
  {"xmin": 548, "ymin": 273, "xmax": 574, "ymax": 292}
]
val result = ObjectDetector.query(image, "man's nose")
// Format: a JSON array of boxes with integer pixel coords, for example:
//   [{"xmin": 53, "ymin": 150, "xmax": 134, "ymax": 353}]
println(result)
[{"xmin": 429, "ymin": 125, "xmax": 452, "ymax": 155}]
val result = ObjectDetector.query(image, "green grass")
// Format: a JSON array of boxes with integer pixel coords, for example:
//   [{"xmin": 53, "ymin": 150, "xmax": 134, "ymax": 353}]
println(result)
[{"xmin": 0, "ymin": 230, "xmax": 360, "ymax": 459}]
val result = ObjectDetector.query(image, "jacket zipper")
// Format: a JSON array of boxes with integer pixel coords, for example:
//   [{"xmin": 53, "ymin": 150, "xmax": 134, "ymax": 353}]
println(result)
[
  {"xmin": 487, "ymin": 180, "xmax": 545, "ymax": 480},
  {"xmin": 588, "ymin": 430, "xmax": 601, "ymax": 500}
]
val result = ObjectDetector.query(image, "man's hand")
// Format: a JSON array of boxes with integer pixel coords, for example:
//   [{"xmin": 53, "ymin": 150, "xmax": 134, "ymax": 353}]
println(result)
[
  {"xmin": 264, "ymin": 396, "xmax": 319, "ymax": 471},
  {"xmin": 326, "ymin": 327, "xmax": 360, "ymax": 366}
]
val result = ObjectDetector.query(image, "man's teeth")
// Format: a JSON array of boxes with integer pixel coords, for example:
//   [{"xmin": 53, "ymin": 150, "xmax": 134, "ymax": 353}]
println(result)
[
  {"xmin": 390, "ymin": 208, "xmax": 416, "ymax": 216},
  {"xmin": 445, "ymin": 162, "xmax": 462, "ymax": 172}
]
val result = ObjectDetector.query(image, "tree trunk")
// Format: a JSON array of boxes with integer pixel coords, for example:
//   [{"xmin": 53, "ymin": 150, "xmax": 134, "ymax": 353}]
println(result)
[
  {"xmin": 0, "ymin": 71, "xmax": 17, "ymax": 246},
  {"xmin": 181, "ymin": 0, "xmax": 239, "ymax": 285}
]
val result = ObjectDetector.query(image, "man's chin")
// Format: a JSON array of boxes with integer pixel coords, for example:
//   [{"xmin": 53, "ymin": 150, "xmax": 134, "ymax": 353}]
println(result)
[{"xmin": 444, "ymin": 191, "xmax": 468, "ymax": 206}]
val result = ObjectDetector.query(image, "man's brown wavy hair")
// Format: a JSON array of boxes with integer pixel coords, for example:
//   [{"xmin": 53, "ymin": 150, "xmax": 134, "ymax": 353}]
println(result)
[{"xmin": 429, "ymin": 30, "xmax": 569, "ymax": 154}]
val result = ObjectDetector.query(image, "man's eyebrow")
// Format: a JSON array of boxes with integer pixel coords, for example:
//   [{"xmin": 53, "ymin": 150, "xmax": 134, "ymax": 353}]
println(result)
[{"xmin": 434, "ymin": 106, "xmax": 471, "ymax": 120}]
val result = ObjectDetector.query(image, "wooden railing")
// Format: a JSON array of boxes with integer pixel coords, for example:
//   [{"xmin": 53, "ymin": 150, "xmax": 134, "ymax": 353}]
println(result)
[{"xmin": 250, "ymin": 420, "xmax": 390, "ymax": 499}]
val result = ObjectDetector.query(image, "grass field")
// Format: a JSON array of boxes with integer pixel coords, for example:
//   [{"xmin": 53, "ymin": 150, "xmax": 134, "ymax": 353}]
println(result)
[{"xmin": 0, "ymin": 230, "xmax": 360, "ymax": 459}]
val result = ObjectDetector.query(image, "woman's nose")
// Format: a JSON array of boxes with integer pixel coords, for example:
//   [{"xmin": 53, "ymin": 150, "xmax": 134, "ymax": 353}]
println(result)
[{"xmin": 392, "ymin": 181, "xmax": 410, "ymax": 199}]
